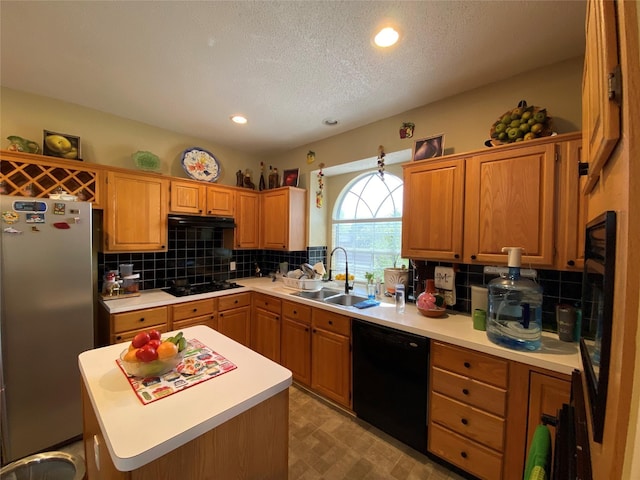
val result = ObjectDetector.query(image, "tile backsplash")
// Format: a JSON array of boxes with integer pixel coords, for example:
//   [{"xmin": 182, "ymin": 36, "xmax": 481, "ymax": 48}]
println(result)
[{"xmin": 99, "ymin": 228, "xmax": 581, "ymax": 333}]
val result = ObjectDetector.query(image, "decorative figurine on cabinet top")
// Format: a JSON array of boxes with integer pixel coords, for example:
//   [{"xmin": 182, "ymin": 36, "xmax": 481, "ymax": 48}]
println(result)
[{"xmin": 6, "ymin": 136, "xmax": 40, "ymax": 154}]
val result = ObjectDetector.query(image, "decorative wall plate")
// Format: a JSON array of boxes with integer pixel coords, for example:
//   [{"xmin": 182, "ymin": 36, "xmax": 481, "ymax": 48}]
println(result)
[
  {"xmin": 132, "ymin": 151, "xmax": 160, "ymax": 171},
  {"xmin": 180, "ymin": 147, "xmax": 220, "ymax": 182}
]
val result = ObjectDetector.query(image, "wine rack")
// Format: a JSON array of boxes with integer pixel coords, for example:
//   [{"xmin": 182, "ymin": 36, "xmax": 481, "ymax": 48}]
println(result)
[{"xmin": 1, "ymin": 150, "xmax": 102, "ymax": 206}]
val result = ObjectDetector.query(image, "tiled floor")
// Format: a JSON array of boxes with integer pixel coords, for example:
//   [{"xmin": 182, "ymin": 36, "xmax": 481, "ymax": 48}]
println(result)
[{"xmin": 62, "ymin": 384, "xmax": 462, "ymax": 479}]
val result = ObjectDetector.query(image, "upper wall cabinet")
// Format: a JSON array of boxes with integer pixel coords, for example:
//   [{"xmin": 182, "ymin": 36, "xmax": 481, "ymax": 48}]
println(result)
[
  {"xmin": 235, "ymin": 189, "xmax": 260, "ymax": 249},
  {"xmin": 0, "ymin": 150, "xmax": 103, "ymax": 208},
  {"xmin": 261, "ymin": 187, "xmax": 307, "ymax": 251},
  {"xmin": 556, "ymin": 136, "xmax": 588, "ymax": 271},
  {"xmin": 464, "ymin": 142, "xmax": 556, "ymax": 266},
  {"xmin": 403, "ymin": 133, "xmax": 583, "ymax": 268},
  {"xmin": 582, "ymin": 0, "xmax": 620, "ymax": 193},
  {"xmin": 169, "ymin": 180, "xmax": 235, "ymax": 217},
  {"xmin": 402, "ymin": 158, "xmax": 465, "ymax": 261},
  {"xmin": 103, "ymin": 171, "xmax": 168, "ymax": 252}
]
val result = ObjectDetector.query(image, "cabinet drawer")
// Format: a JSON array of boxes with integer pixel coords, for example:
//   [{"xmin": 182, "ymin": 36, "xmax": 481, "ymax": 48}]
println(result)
[
  {"xmin": 432, "ymin": 341, "xmax": 508, "ymax": 388},
  {"xmin": 173, "ymin": 314, "xmax": 217, "ymax": 331},
  {"xmin": 172, "ymin": 299, "xmax": 216, "ymax": 321},
  {"xmin": 111, "ymin": 324, "xmax": 168, "ymax": 344},
  {"xmin": 218, "ymin": 292, "xmax": 251, "ymax": 311},
  {"xmin": 111, "ymin": 307, "xmax": 168, "ymax": 333},
  {"xmin": 432, "ymin": 367, "xmax": 507, "ymax": 417},
  {"xmin": 429, "ymin": 423, "xmax": 502, "ymax": 480},
  {"xmin": 282, "ymin": 301, "xmax": 311, "ymax": 325},
  {"xmin": 254, "ymin": 293, "xmax": 281, "ymax": 314},
  {"xmin": 312, "ymin": 310, "xmax": 350, "ymax": 337},
  {"xmin": 430, "ymin": 392, "xmax": 505, "ymax": 451}
]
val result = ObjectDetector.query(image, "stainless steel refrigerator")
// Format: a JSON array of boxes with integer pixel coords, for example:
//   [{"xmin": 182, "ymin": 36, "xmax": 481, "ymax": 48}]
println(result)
[{"xmin": 0, "ymin": 196, "xmax": 94, "ymax": 465}]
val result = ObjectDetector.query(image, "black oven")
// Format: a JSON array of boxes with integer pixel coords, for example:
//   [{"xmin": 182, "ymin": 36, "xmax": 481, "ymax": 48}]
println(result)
[{"xmin": 580, "ymin": 210, "xmax": 616, "ymax": 443}]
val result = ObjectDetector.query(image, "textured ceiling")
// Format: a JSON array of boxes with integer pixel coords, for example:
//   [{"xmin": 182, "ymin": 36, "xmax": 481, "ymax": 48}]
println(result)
[{"xmin": 1, "ymin": 1, "xmax": 586, "ymax": 155}]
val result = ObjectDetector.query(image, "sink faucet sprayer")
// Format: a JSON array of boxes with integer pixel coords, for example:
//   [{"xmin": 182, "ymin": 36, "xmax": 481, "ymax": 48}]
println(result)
[{"xmin": 328, "ymin": 247, "xmax": 352, "ymax": 295}]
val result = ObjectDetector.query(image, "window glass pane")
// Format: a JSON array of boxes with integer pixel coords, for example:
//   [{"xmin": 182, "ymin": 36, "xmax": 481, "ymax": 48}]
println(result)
[{"xmin": 331, "ymin": 172, "xmax": 406, "ymax": 281}]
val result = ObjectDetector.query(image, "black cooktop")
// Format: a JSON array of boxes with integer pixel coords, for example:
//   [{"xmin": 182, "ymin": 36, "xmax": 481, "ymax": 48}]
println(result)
[{"xmin": 163, "ymin": 279, "xmax": 243, "ymax": 297}]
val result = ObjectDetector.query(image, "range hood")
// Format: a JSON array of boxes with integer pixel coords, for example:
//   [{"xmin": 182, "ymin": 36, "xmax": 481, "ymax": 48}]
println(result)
[{"xmin": 168, "ymin": 214, "xmax": 236, "ymax": 229}]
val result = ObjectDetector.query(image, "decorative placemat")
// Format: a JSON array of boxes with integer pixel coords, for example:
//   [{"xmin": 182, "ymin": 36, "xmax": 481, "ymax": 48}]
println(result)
[{"xmin": 116, "ymin": 338, "xmax": 237, "ymax": 405}]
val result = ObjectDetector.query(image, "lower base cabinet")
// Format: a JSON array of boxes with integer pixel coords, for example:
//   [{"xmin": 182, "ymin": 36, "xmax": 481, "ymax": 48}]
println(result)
[
  {"xmin": 280, "ymin": 301, "xmax": 312, "ymax": 386},
  {"xmin": 428, "ymin": 340, "xmax": 571, "ymax": 480},
  {"xmin": 311, "ymin": 309, "xmax": 351, "ymax": 408},
  {"xmin": 217, "ymin": 293, "xmax": 251, "ymax": 347}
]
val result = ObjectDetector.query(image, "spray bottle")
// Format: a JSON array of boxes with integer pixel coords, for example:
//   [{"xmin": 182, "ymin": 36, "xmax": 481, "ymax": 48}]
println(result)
[{"xmin": 486, "ymin": 247, "xmax": 542, "ymax": 351}]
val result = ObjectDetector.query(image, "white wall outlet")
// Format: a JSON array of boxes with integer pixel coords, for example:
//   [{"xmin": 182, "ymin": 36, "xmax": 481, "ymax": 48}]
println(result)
[{"xmin": 230, "ymin": 261, "xmax": 236, "ymax": 271}]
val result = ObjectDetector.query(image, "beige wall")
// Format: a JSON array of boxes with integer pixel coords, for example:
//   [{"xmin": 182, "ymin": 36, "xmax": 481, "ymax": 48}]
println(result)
[
  {"xmin": 270, "ymin": 56, "xmax": 584, "ymax": 191},
  {"xmin": 0, "ymin": 88, "xmax": 261, "ymax": 186},
  {"xmin": 299, "ymin": 57, "xmax": 583, "ymax": 247}
]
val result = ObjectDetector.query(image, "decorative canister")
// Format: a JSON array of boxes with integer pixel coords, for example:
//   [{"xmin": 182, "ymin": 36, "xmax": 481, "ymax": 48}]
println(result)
[{"xmin": 383, "ymin": 267, "xmax": 408, "ymax": 294}]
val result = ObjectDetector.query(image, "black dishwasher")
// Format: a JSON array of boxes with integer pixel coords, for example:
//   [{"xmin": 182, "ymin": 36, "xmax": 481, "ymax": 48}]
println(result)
[{"xmin": 352, "ymin": 319, "xmax": 429, "ymax": 453}]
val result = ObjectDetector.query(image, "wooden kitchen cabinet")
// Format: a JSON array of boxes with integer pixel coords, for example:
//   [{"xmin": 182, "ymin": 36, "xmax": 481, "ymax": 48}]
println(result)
[
  {"xmin": 99, "ymin": 305, "xmax": 169, "ymax": 345},
  {"xmin": 171, "ymin": 298, "xmax": 217, "ymax": 330},
  {"xmin": 311, "ymin": 309, "xmax": 351, "ymax": 408},
  {"xmin": 103, "ymin": 170, "xmax": 168, "ymax": 252},
  {"xmin": 261, "ymin": 186, "xmax": 307, "ymax": 251},
  {"xmin": 217, "ymin": 292, "xmax": 251, "ymax": 347},
  {"xmin": 169, "ymin": 180, "xmax": 235, "ymax": 217},
  {"xmin": 555, "ymin": 135, "xmax": 589, "ymax": 271},
  {"xmin": 251, "ymin": 293, "xmax": 282, "ymax": 362},
  {"xmin": 235, "ymin": 189, "xmax": 260, "ymax": 248},
  {"xmin": 582, "ymin": 0, "xmax": 620, "ymax": 193},
  {"xmin": 402, "ymin": 157, "xmax": 465, "ymax": 261},
  {"xmin": 429, "ymin": 340, "xmax": 572, "ymax": 480},
  {"xmin": 464, "ymin": 142, "xmax": 556, "ymax": 267},
  {"xmin": 429, "ymin": 341, "xmax": 508, "ymax": 480},
  {"xmin": 0, "ymin": 150, "xmax": 103, "ymax": 207},
  {"xmin": 280, "ymin": 301, "xmax": 312, "ymax": 386}
]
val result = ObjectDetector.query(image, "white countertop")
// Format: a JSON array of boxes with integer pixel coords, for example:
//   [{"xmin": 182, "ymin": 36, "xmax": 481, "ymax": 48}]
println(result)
[
  {"xmin": 100, "ymin": 277, "xmax": 581, "ymax": 375},
  {"xmin": 78, "ymin": 325, "xmax": 292, "ymax": 472}
]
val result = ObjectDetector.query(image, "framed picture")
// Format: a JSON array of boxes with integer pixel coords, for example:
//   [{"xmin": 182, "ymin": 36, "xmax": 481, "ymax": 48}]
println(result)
[
  {"xmin": 43, "ymin": 130, "xmax": 81, "ymax": 160},
  {"xmin": 283, "ymin": 168, "xmax": 299, "ymax": 187},
  {"xmin": 412, "ymin": 134, "xmax": 445, "ymax": 161}
]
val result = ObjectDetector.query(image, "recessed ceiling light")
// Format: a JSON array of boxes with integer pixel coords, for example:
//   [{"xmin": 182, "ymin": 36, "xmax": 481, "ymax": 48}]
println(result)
[
  {"xmin": 230, "ymin": 115, "xmax": 248, "ymax": 124},
  {"xmin": 374, "ymin": 27, "xmax": 399, "ymax": 47},
  {"xmin": 323, "ymin": 118, "xmax": 338, "ymax": 126}
]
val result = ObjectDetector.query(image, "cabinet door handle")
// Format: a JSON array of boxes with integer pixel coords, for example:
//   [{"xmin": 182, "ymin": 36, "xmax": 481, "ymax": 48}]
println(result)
[
  {"xmin": 462, "ymin": 388, "xmax": 469, "ymax": 395},
  {"xmin": 139, "ymin": 317, "xmax": 145, "ymax": 322},
  {"xmin": 454, "ymin": 253, "xmax": 460, "ymax": 259},
  {"xmin": 464, "ymin": 361, "xmax": 471, "ymax": 369},
  {"xmin": 193, "ymin": 308, "xmax": 198, "ymax": 313},
  {"xmin": 293, "ymin": 310, "xmax": 297, "ymax": 315},
  {"xmin": 461, "ymin": 418, "xmax": 468, "ymax": 425},
  {"xmin": 312, "ymin": 329, "xmax": 317, "ymax": 333},
  {"xmin": 234, "ymin": 300, "xmax": 238, "ymax": 304},
  {"xmin": 567, "ymin": 260, "xmax": 575, "ymax": 266},
  {"xmin": 305, "ymin": 327, "xmax": 309, "ymax": 332},
  {"xmin": 220, "ymin": 313, "xmax": 224, "ymax": 317},
  {"xmin": 460, "ymin": 451, "xmax": 468, "ymax": 459},
  {"xmin": 470, "ymin": 255, "xmax": 477, "ymax": 260},
  {"xmin": 328, "ymin": 320, "xmax": 333, "ymax": 325}
]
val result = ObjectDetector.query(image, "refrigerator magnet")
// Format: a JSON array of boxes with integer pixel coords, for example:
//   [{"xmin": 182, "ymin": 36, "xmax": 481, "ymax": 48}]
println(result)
[
  {"xmin": 2, "ymin": 211, "xmax": 19, "ymax": 224},
  {"xmin": 53, "ymin": 203, "xmax": 66, "ymax": 215},
  {"xmin": 53, "ymin": 222, "xmax": 71, "ymax": 229},
  {"xmin": 25, "ymin": 213, "xmax": 45, "ymax": 223}
]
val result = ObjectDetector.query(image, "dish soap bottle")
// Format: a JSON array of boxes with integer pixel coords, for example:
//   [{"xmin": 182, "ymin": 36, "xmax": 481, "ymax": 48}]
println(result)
[{"xmin": 486, "ymin": 247, "xmax": 542, "ymax": 351}]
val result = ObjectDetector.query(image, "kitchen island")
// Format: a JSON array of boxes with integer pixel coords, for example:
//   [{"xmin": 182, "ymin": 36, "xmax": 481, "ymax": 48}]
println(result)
[{"xmin": 79, "ymin": 325, "xmax": 292, "ymax": 480}]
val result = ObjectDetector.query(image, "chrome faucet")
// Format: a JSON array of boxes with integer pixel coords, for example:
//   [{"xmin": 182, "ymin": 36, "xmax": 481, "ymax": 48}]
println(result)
[{"xmin": 328, "ymin": 246, "xmax": 352, "ymax": 295}]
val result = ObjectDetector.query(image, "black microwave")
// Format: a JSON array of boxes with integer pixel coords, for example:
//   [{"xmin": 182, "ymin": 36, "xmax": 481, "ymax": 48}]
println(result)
[{"xmin": 580, "ymin": 210, "xmax": 616, "ymax": 443}]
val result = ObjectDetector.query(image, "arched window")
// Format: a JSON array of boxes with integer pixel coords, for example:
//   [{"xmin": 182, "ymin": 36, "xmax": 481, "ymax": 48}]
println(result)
[{"xmin": 331, "ymin": 172, "xmax": 404, "ymax": 281}]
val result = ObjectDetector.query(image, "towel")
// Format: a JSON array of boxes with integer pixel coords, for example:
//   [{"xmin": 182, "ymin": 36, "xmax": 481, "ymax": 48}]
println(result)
[
  {"xmin": 434, "ymin": 266, "xmax": 456, "ymax": 306},
  {"xmin": 524, "ymin": 424, "xmax": 552, "ymax": 480}
]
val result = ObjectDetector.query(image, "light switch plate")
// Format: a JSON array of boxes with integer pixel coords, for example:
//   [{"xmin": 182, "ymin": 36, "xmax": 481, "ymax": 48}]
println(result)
[{"xmin": 230, "ymin": 261, "xmax": 236, "ymax": 271}]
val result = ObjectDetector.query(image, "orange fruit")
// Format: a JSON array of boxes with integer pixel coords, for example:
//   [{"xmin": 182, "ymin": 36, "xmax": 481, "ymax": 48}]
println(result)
[
  {"xmin": 123, "ymin": 348, "xmax": 140, "ymax": 362},
  {"xmin": 157, "ymin": 341, "xmax": 178, "ymax": 360}
]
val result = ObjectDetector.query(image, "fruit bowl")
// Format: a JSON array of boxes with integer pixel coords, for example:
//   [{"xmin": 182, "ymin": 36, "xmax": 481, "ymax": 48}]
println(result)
[
  {"xmin": 119, "ymin": 348, "xmax": 184, "ymax": 377},
  {"xmin": 417, "ymin": 306, "xmax": 447, "ymax": 318},
  {"xmin": 489, "ymin": 101, "xmax": 554, "ymax": 145}
]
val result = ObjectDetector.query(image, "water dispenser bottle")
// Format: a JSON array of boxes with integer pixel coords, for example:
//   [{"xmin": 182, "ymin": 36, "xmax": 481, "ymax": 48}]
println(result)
[{"xmin": 486, "ymin": 247, "xmax": 542, "ymax": 351}]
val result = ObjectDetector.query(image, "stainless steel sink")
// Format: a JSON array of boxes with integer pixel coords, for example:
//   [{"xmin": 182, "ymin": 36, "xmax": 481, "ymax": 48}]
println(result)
[
  {"xmin": 323, "ymin": 294, "xmax": 369, "ymax": 306},
  {"xmin": 290, "ymin": 288, "xmax": 342, "ymax": 301}
]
